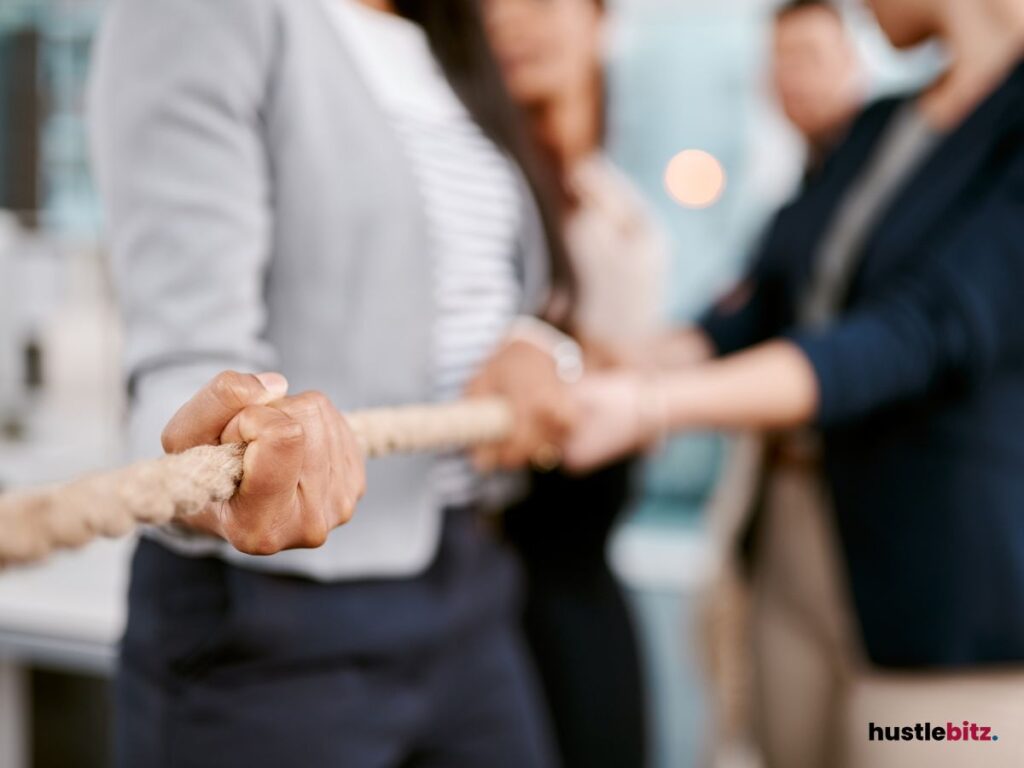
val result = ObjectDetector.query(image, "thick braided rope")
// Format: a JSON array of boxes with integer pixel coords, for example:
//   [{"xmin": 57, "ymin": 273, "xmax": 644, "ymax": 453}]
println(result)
[{"xmin": 0, "ymin": 398, "xmax": 513, "ymax": 569}]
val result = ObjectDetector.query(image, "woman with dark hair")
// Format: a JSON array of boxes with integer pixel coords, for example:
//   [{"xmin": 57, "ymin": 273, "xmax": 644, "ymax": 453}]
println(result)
[
  {"xmin": 88, "ymin": 0, "xmax": 581, "ymax": 765},
  {"xmin": 474, "ymin": 2, "xmax": 667, "ymax": 767}
]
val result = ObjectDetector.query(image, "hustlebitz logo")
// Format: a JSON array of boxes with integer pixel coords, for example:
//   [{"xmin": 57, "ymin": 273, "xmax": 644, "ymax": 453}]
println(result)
[{"xmin": 868, "ymin": 721, "xmax": 999, "ymax": 743}]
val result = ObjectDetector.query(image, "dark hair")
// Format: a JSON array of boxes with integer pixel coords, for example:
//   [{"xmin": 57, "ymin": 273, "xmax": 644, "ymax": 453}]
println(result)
[
  {"xmin": 518, "ymin": 0, "xmax": 607, "ymax": 215},
  {"xmin": 393, "ymin": 0, "xmax": 576, "ymax": 327},
  {"xmin": 775, "ymin": 0, "xmax": 839, "ymax": 20}
]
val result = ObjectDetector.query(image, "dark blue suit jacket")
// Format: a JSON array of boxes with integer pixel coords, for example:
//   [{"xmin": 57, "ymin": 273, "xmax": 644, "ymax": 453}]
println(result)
[{"xmin": 701, "ymin": 60, "xmax": 1024, "ymax": 667}]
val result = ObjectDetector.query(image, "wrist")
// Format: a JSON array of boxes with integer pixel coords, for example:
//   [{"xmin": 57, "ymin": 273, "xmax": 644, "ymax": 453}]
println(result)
[
  {"xmin": 635, "ymin": 374, "xmax": 670, "ymax": 449},
  {"xmin": 174, "ymin": 502, "xmax": 226, "ymax": 539},
  {"xmin": 507, "ymin": 316, "xmax": 584, "ymax": 383}
]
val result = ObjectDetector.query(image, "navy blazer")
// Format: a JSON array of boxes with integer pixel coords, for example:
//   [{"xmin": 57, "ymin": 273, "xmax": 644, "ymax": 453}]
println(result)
[{"xmin": 702, "ymin": 59, "xmax": 1024, "ymax": 668}]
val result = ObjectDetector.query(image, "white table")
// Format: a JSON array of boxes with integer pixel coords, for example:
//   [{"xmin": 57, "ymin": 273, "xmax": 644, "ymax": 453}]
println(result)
[
  {"xmin": 0, "ymin": 415, "xmax": 129, "ymax": 768},
  {"xmin": 0, "ymin": 538, "xmax": 130, "ymax": 768},
  {"xmin": 0, "ymin": 538, "xmax": 130, "ymax": 672}
]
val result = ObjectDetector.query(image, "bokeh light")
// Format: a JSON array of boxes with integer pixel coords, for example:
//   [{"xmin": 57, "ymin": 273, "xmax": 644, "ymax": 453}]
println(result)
[{"xmin": 664, "ymin": 149, "xmax": 727, "ymax": 209}]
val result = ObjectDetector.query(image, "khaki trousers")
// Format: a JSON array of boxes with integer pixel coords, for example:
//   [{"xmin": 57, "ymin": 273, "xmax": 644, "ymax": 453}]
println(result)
[{"xmin": 751, "ymin": 460, "xmax": 1024, "ymax": 768}]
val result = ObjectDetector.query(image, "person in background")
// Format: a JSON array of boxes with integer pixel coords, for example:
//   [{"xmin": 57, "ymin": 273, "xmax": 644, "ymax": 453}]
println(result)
[
  {"xmin": 695, "ymin": 3, "xmax": 866, "ymax": 759},
  {"xmin": 89, "ymin": 0, "xmax": 581, "ymax": 765},
  {"xmin": 772, "ymin": 0, "xmax": 864, "ymax": 173},
  {"xmin": 477, "ymin": 1, "xmax": 666, "ymax": 766},
  {"xmin": 558, "ymin": 0, "xmax": 1024, "ymax": 765}
]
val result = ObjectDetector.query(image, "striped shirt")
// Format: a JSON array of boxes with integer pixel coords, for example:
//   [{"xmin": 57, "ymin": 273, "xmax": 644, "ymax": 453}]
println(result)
[{"xmin": 325, "ymin": 0, "xmax": 523, "ymax": 506}]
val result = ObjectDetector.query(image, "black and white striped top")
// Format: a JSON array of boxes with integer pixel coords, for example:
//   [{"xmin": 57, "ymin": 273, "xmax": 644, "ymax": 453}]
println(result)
[{"xmin": 326, "ymin": 0, "xmax": 523, "ymax": 507}]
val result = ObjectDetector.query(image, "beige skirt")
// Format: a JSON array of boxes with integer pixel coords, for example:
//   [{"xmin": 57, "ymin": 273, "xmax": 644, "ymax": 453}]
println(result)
[{"xmin": 746, "ymin": 443, "xmax": 1024, "ymax": 768}]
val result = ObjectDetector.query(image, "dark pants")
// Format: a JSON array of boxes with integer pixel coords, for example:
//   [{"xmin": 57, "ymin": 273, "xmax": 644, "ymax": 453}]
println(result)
[
  {"xmin": 116, "ymin": 510, "xmax": 557, "ymax": 768},
  {"xmin": 504, "ymin": 461, "xmax": 647, "ymax": 768}
]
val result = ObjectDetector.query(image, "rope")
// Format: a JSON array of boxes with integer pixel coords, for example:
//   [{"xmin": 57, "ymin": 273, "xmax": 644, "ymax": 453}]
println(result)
[{"xmin": 0, "ymin": 397, "xmax": 513, "ymax": 569}]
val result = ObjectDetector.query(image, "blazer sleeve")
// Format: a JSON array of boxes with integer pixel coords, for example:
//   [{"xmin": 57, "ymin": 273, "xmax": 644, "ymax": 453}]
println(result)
[
  {"xmin": 787, "ymin": 150, "xmax": 1024, "ymax": 427},
  {"xmin": 698, "ymin": 215, "xmax": 793, "ymax": 356},
  {"xmin": 88, "ymin": 0, "xmax": 278, "ymax": 459}
]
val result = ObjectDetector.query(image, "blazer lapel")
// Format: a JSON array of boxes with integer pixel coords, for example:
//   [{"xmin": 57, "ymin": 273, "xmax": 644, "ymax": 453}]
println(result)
[
  {"xmin": 763, "ymin": 98, "xmax": 901, "ymax": 301},
  {"xmin": 857, "ymin": 59, "xmax": 1024, "ymax": 289}
]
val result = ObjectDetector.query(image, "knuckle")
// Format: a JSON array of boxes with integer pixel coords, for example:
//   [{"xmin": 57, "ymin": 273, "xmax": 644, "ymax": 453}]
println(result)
[
  {"xmin": 301, "ymin": 521, "xmax": 330, "ymax": 549},
  {"xmin": 297, "ymin": 390, "xmax": 328, "ymax": 407},
  {"xmin": 308, "ymin": 391, "xmax": 332, "ymax": 409},
  {"xmin": 289, "ymin": 391, "xmax": 328, "ymax": 421},
  {"xmin": 269, "ymin": 418, "xmax": 306, "ymax": 447},
  {"xmin": 211, "ymin": 371, "xmax": 248, "ymax": 403},
  {"xmin": 336, "ymin": 498, "xmax": 356, "ymax": 525},
  {"xmin": 231, "ymin": 528, "xmax": 281, "ymax": 557}
]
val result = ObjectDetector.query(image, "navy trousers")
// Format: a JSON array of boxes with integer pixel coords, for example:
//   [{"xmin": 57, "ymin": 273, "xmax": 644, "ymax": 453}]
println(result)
[
  {"xmin": 505, "ymin": 461, "xmax": 647, "ymax": 768},
  {"xmin": 116, "ymin": 510, "xmax": 557, "ymax": 768}
]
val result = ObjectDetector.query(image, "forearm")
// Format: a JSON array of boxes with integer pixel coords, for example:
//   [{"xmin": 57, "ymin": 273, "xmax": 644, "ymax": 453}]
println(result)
[
  {"xmin": 654, "ymin": 339, "xmax": 819, "ymax": 432},
  {"xmin": 581, "ymin": 326, "xmax": 716, "ymax": 372},
  {"xmin": 651, "ymin": 327, "xmax": 717, "ymax": 370}
]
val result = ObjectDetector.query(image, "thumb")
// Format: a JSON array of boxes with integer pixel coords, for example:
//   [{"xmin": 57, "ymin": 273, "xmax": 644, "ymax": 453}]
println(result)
[{"xmin": 253, "ymin": 371, "xmax": 289, "ymax": 400}]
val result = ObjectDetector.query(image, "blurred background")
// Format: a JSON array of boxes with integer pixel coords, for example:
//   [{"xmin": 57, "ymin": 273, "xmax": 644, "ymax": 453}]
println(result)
[{"xmin": 0, "ymin": 1, "xmax": 939, "ymax": 766}]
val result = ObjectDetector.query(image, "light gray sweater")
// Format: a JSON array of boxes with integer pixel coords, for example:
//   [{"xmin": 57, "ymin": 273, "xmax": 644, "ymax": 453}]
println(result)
[{"xmin": 87, "ymin": 0, "xmax": 549, "ymax": 580}]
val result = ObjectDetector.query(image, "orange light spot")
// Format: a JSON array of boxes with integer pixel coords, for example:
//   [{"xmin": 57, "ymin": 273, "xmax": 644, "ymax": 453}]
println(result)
[{"xmin": 664, "ymin": 149, "xmax": 727, "ymax": 209}]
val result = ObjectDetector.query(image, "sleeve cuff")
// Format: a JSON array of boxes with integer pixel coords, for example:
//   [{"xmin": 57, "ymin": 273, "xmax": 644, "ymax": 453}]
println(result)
[
  {"xmin": 785, "ymin": 329, "xmax": 840, "ymax": 426},
  {"xmin": 784, "ymin": 318, "xmax": 914, "ymax": 428},
  {"xmin": 698, "ymin": 309, "xmax": 743, "ymax": 358}
]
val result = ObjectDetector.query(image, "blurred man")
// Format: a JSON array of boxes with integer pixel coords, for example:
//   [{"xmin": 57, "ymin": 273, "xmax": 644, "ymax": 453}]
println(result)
[{"xmin": 772, "ymin": 0, "xmax": 863, "ymax": 171}]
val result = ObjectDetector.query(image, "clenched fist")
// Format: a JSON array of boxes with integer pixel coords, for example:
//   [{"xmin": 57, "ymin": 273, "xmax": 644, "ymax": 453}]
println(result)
[
  {"xmin": 162, "ymin": 371, "xmax": 366, "ymax": 555},
  {"xmin": 466, "ymin": 338, "xmax": 579, "ymax": 471}
]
